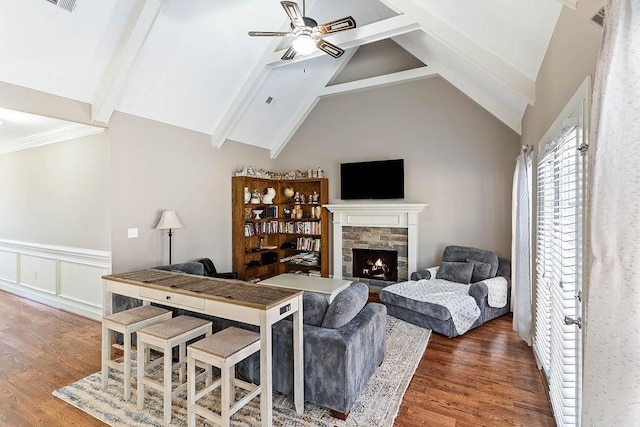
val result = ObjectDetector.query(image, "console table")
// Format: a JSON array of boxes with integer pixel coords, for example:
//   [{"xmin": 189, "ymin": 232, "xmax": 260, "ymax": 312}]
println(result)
[{"xmin": 102, "ymin": 269, "xmax": 304, "ymax": 427}]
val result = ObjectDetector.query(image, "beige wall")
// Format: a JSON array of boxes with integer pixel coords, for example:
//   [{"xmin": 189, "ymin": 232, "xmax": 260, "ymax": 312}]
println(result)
[
  {"xmin": 109, "ymin": 112, "xmax": 272, "ymax": 272},
  {"xmin": 0, "ymin": 66, "xmax": 521, "ymax": 274},
  {"xmin": 0, "ymin": 132, "xmax": 110, "ymax": 250},
  {"xmin": 522, "ymin": 0, "xmax": 603, "ymax": 148},
  {"xmin": 274, "ymin": 77, "xmax": 520, "ymax": 268}
]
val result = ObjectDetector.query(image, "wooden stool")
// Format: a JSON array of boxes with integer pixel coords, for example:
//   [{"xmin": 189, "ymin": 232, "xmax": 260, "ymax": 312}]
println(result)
[
  {"xmin": 187, "ymin": 327, "xmax": 261, "ymax": 427},
  {"xmin": 137, "ymin": 315, "xmax": 212, "ymax": 425},
  {"xmin": 101, "ymin": 305, "xmax": 172, "ymax": 401}
]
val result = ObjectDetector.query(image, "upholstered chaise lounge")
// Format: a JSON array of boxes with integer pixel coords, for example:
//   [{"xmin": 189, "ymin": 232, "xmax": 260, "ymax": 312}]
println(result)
[{"xmin": 379, "ymin": 245, "xmax": 511, "ymax": 338}]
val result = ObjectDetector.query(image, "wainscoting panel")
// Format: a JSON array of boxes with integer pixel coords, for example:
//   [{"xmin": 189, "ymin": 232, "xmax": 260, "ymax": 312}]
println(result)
[
  {"xmin": 59, "ymin": 260, "xmax": 107, "ymax": 308},
  {"xmin": 20, "ymin": 254, "xmax": 57, "ymax": 294},
  {"xmin": 0, "ymin": 240, "xmax": 111, "ymax": 321},
  {"xmin": 0, "ymin": 249, "xmax": 18, "ymax": 283}
]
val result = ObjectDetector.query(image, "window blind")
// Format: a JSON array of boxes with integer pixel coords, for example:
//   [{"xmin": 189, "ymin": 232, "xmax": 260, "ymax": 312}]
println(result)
[{"xmin": 534, "ymin": 116, "xmax": 584, "ymax": 427}]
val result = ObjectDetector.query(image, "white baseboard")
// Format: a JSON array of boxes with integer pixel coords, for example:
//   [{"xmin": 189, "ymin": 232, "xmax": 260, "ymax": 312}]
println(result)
[{"xmin": 0, "ymin": 239, "xmax": 111, "ymax": 320}]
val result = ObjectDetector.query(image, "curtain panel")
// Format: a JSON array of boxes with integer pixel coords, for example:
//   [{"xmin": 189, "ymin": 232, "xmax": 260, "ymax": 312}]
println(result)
[{"xmin": 583, "ymin": 0, "xmax": 640, "ymax": 425}]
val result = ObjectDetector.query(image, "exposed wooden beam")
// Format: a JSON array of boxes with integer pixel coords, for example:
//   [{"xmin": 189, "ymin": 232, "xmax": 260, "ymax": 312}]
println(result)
[
  {"xmin": 91, "ymin": 0, "xmax": 166, "ymax": 124},
  {"xmin": 267, "ymin": 15, "xmax": 420, "ymax": 67},
  {"xmin": 379, "ymin": 0, "xmax": 536, "ymax": 105},
  {"xmin": 318, "ymin": 66, "xmax": 439, "ymax": 97},
  {"xmin": 393, "ymin": 36, "xmax": 523, "ymax": 134},
  {"xmin": 269, "ymin": 49, "xmax": 357, "ymax": 159}
]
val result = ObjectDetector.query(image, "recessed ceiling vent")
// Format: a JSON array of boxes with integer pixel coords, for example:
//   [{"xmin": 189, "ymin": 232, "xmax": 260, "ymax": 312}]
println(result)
[
  {"xmin": 45, "ymin": 0, "xmax": 77, "ymax": 13},
  {"xmin": 590, "ymin": 7, "xmax": 605, "ymax": 28}
]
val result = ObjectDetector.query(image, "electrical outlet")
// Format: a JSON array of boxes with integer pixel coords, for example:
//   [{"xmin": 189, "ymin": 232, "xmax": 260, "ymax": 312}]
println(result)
[
  {"xmin": 33, "ymin": 271, "xmax": 38, "ymax": 280},
  {"xmin": 128, "ymin": 228, "xmax": 139, "ymax": 239}
]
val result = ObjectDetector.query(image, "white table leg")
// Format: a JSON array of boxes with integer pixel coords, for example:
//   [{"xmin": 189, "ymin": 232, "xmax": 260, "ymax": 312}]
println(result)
[
  {"xmin": 293, "ymin": 294, "xmax": 304, "ymax": 414},
  {"xmin": 101, "ymin": 281, "xmax": 113, "ymax": 389},
  {"xmin": 260, "ymin": 311, "xmax": 272, "ymax": 427}
]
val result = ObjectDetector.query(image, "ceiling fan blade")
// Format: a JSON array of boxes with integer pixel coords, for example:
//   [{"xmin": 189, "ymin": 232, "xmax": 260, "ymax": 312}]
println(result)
[
  {"xmin": 281, "ymin": 1, "xmax": 305, "ymax": 27},
  {"xmin": 248, "ymin": 31, "xmax": 292, "ymax": 37},
  {"xmin": 281, "ymin": 46, "xmax": 297, "ymax": 60},
  {"xmin": 316, "ymin": 39, "xmax": 344, "ymax": 58},
  {"xmin": 317, "ymin": 16, "xmax": 356, "ymax": 34}
]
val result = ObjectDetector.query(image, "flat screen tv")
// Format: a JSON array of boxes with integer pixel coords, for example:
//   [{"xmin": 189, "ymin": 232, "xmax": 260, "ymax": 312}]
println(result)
[{"xmin": 341, "ymin": 159, "xmax": 404, "ymax": 200}]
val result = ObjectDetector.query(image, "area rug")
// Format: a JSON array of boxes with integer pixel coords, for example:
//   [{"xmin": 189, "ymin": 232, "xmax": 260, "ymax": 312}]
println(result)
[{"xmin": 53, "ymin": 316, "xmax": 430, "ymax": 427}]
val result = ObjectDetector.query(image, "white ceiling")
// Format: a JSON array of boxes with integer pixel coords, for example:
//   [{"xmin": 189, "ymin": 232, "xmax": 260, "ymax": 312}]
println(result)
[{"xmin": 0, "ymin": 0, "xmax": 567, "ymax": 156}]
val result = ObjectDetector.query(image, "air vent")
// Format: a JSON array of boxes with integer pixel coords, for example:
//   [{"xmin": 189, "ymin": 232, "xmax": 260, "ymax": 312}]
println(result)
[
  {"xmin": 45, "ymin": 0, "xmax": 77, "ymax": 12},
  {"xmin": 590, "ymin": 7, "xmax": 605, "ymax": 28}
]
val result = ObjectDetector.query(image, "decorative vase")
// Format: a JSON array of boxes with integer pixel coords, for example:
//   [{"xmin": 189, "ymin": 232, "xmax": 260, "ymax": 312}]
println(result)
[
  {"xmin": 244, "ymin": 187, "xmax": 251, "ymax": 204},
  {"xmin": 314, "ymin": 206, "xmax": 322, "ymax": 219},
  {"xmin": 263, "ymin": 187, "xmax": 276, "ymax": 204}
]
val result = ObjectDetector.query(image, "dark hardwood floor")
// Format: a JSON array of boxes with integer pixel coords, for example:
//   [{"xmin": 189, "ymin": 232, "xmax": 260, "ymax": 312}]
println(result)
[{"xmin": 0, "ymin": 290, "xmax": 553, "ymax": 426}]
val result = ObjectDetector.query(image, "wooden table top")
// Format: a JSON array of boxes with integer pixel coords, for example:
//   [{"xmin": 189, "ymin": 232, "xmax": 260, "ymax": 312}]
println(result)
[{"xmin": 103, "ymin": 269, "xmax": 303, "ymax": 310}]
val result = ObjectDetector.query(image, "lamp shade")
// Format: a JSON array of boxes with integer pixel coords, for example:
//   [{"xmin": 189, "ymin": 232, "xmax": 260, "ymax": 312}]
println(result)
[{"xmin": 155, "ymin": 210, "xmax": 183, "ymax": 230}]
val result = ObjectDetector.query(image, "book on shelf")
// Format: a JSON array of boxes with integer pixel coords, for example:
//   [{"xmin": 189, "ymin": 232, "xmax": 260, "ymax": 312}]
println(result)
[
  {"xmin": 278, "ymin": 221, "xmax": 320, "ymax": 235},
  {"xmin": 296, "ymin": 236, "xmax": 321, "ymax": 251},
  {"xmin": 264, "ymin": 205, "xmax": 278, "ymax": 218},
  {"xmin": 244, "ymin": 221, "xmax": 279, "ymax": 236}
]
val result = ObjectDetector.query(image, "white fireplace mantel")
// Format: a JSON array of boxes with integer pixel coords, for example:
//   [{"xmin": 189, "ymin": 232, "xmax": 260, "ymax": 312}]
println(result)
[{"xmin": 325, "ymin": 203, "xmax": 427, "ymax": 279}]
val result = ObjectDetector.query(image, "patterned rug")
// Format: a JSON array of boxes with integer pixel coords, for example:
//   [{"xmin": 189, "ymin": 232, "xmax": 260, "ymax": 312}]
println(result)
[{"xmin": 53, "ymin": 316, "xmax": 430, "ymax": 426}]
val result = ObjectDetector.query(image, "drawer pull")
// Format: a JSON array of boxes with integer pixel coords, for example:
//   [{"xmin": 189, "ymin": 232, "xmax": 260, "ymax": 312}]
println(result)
[{"xmin": 166, "ymin": 295, "xmax": 171, "ymax": 300}]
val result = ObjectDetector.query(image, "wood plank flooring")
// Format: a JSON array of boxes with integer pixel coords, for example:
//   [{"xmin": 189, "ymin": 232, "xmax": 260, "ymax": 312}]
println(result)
[
  {"xmin": 395, "ymin": 315, "xmax": 555, "ymax": 426},
  {"xmin": 0, "ymin": 290, "xmax": 553, "ymax": 426}
]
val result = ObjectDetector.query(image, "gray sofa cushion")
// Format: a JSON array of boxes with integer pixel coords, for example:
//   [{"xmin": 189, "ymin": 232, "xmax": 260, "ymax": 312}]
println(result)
[
  {"xmin": 152, "ymin": 262, "xmax": 205, "ymax": 275},
  {"xmin": 466, "ymin": 258, "xmax": 492, "ymax": 283},
  {"xmin": 302, "ymin": 292, "xmax": 329, "ymax": 326},
  {"xmin": 436, "ymin": 261, "xmax": 473, "ymax": 284},
  {"xmin": 443, "ymin": 245, "xmax": 499, "ymax": 278},
  {"xmin": 321, "ymin": 282, "xmax": 369, "ymax": 329}
]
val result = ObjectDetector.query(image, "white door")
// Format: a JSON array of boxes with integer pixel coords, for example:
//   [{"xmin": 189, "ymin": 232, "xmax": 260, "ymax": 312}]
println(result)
[{"xmin": 534, "ymin": 79, "xmax": 589, "ymax": 427}]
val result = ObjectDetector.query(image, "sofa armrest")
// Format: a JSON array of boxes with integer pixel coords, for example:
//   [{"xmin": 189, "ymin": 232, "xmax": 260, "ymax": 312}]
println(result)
[
  {"xmin": 410, "ymin": 266, "xmax": 439, "ymax": 281},
  {"xmin": 469, "ymin": 281, "xmax": 489, "ymax": 311}
]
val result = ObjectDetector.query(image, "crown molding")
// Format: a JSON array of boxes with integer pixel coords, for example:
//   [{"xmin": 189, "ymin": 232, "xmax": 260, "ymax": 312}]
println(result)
[{"xmin": 0, "ymin": 123, "xmax": 106, "ymax": 155}]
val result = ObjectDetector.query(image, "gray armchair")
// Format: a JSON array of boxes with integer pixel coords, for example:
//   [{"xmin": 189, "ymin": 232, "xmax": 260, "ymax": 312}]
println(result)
[{"xmin": 239, "ymin": 284, "xmax": 387, "ymax": 419}]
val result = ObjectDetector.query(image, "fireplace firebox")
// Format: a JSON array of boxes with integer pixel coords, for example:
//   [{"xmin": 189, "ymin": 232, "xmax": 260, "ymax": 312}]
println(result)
[{"xmin": 352, "ymin": 248, "xmax": 398, "ymax": 282}]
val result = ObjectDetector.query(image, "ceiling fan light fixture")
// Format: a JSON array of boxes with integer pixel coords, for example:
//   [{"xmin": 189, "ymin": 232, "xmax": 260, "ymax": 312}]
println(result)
[{"xmin": 292, "ymin": 34, "xmax": 315, "ymax": 55}]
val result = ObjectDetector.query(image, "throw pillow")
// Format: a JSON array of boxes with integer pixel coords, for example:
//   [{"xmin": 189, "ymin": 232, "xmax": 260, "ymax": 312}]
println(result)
[
  {"xmin": 435, "ymin": 261, "xmax": 474, "ymax": 284},
  {"xmin": 466, "ymin": 258, "xmax": 492, "ymax": 283},
  {"xmin": 321, "ymin": 282, "xmax": 369, "ymax": 329}
]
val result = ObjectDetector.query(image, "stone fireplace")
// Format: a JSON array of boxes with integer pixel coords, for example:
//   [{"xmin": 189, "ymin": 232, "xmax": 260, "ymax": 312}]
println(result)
[{"xmin": 325, "ymin": 203, "xmax": 427, "ymax": 285}]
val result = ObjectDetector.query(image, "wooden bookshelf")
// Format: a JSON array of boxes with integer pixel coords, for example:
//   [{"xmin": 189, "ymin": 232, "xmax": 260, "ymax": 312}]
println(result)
[{"xmin": 232, "ymin": 176, "xmax": 329, "ymax": 281}]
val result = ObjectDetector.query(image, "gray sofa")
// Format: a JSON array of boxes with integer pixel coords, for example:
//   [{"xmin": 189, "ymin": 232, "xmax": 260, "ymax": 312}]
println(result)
[
  {"xmin": 380, "ymin": 245, "xmax": 511, "ymax": 338},
  {"xmin": 240, "ymin": 284, "xmax": 387, "ymax": 419}
]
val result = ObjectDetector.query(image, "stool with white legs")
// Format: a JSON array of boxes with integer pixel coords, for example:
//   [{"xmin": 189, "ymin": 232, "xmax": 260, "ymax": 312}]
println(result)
[
  {"xmin": 101, "ymin": 305, "xmax": 172, "ymax": 401},
  {"xmin": 137, "ymin": 315, "xmax": 212, "ymax": 425},
  {"xmin": 187, "ymin": 326, "xmax": 261, "ymax": 427}
]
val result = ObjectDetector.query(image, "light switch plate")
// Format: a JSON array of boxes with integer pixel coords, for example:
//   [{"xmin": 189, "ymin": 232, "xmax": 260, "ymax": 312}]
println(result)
[{"xmin": 127, "ymin": 228, "xmax": 138, "ymax": 239}]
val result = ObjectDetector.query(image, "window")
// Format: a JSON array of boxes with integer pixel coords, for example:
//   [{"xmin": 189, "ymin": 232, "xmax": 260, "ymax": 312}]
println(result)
[{"xmin": 534, "ymin": 78, "xmax": 589, "ymax": 427}]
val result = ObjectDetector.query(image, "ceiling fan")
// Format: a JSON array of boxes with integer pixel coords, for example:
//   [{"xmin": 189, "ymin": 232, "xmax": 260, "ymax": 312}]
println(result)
[{"xmin": 249, "ymin": 1, "xmax": 356, "ymax": 60}]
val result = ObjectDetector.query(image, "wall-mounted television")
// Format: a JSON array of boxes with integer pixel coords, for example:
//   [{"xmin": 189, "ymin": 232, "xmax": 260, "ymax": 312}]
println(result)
[{"xmin": 340, "ymin": 159, "xmax": 404, "ymax": 200}]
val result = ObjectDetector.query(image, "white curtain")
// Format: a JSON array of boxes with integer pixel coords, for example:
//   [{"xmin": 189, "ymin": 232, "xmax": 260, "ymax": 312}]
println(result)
[
  {"xmin": 583, "ymin": 1, "xmax": 640, "ymax": 425},
  {"xmin": 511, "ymin": 148, "xmax": 532, "ymax": 345}
]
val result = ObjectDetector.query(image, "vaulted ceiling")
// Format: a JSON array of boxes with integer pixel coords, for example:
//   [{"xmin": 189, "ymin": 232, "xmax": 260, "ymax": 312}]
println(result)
[{"xmin": 0, "ymin": 0, "xmax": 568, "ymax": 157}]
